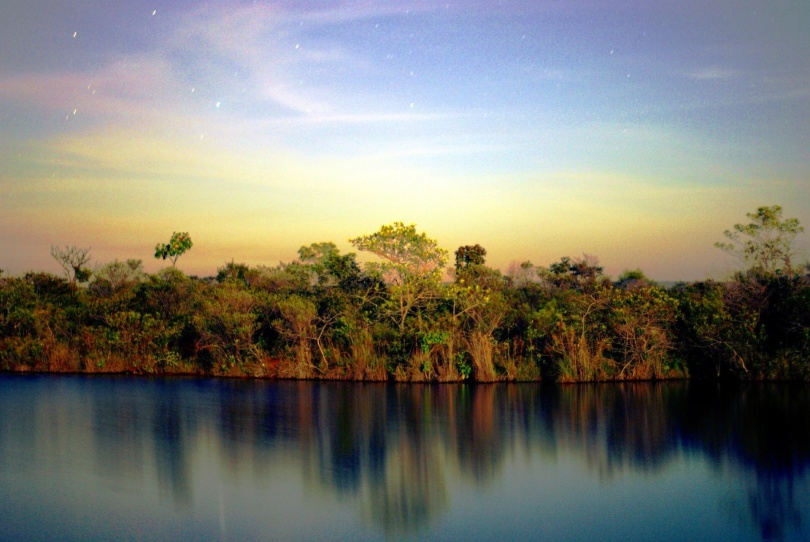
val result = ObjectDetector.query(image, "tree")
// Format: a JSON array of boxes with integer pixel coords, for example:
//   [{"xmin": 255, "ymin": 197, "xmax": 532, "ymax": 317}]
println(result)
[
  {"xmin": 445, "ymin": 264, "xmax": 507, "ymax": 382},
  {"xmin": 350, "ymin": 222, "xmax": 448, "ymax": 332},
  {"xmin": 297, "ymin": 242, "xmax": 345, "ymax": 288},
  {"xmin": 155, "ymin": 232, "xmax": 193, "ymax": 267},
  {"xmin": 216, "ymin": 261, "xmax": 258, "ymax": 286},
  {"xmin": 350, "ymin": 223, "xmax": 448, "ymax": 284},
  {"xmin": 715, "ymin": 205, "xmax": 803, "ymax": 276},
  {"xmin": 455, "ymin": 244, "xmax": 487, "ymax": 271},
  {"xmin": 615, "ymin": 269, "xmax": 654, "ymax": 290},
  {"xmin": 50, "ymin": 245, "xmax": 92, "ymax": 285},
  {"xmin": 90, "ymin": 259, "xmax": 144, "ymax": 297},
  {"xmin": 505, "ymin": 260, "xmax": 537, "ymax": 288},
  {"xmin": 541, "ymin": 254, "xmax": 604, "ymax": 292}
]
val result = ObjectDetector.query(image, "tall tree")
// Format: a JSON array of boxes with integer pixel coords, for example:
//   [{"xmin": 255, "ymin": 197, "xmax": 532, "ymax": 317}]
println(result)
[
  {"xmin": 350, "ymin": 222, "xmax": 448, "ymax": 331},
  {"xmin": 715, "ymin": 205, "xmax": 803, "ymax": 276}
]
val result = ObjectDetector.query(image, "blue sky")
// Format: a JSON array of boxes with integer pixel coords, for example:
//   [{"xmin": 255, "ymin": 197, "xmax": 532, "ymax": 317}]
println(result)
[{"xmin": 1, "ymin": 0, "xmax": 808, "ymax": 280}]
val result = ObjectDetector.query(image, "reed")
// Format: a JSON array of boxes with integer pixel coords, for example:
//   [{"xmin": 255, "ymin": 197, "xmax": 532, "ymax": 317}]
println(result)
[
  {"xmin": 551, "ymin": 328, "xmax": 610, "ymax": 382},
  {"xmin": 466, "ymin": 331, "xmax": 497, "ymax": 382}
]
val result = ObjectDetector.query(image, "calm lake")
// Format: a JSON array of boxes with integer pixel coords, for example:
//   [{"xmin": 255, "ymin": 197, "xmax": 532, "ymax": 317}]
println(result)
[{"xmin": 1, "ymin": 376, "xmax": 808, "ymax": 541}]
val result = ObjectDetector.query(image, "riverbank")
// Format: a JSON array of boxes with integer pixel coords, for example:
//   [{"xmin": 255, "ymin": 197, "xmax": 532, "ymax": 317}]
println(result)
[{"xmin": 2, "ymin": 262, "xmax": 807, "ymax": 382}]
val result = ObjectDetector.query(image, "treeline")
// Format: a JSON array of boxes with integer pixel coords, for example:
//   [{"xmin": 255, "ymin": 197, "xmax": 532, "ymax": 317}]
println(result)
[{"xmin": 1, "ymin": 209, "xmax": 808, "ymax": 382}]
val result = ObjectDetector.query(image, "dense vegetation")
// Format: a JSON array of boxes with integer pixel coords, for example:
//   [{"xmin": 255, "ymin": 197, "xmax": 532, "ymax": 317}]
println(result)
[{"xmin": 1, "ymin": 207, "xmax": 807, "ymax": 381}]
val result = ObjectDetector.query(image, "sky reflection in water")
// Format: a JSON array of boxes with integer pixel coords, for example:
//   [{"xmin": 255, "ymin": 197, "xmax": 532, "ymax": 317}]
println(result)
[{"xmin": 1, "ymin": 376, "xmax": 808, "ymax": 541}]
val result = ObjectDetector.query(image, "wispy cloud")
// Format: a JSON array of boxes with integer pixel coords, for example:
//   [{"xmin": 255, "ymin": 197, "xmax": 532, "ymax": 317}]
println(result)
[
  {"xmin": 0, "ymin": 56, "xmax": 187, "ymax": 120},
  {"xmin": 173, "ymin": 2, "xmax": 393, "ymax": 115},
  {"xmin": 685, "ymin": 67, "xmax": 739, "ymax": 81}
]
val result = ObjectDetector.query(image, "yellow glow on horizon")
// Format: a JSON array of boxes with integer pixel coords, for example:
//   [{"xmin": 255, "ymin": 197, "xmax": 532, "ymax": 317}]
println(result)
[{"xmin": 2, "ymin": 124, "xmax": 806, "ymax": 281}]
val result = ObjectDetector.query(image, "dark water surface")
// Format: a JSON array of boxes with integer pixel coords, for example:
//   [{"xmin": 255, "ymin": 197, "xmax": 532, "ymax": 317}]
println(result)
[{"xmin": 1, "ymin": 376, "xmax": 808, "ymax": 541}]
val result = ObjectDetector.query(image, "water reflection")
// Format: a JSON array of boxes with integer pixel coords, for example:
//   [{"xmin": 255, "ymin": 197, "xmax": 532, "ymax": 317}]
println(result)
[{"xmin": 0, "ymin": 376, "xmax": 808, "ymax": 541}]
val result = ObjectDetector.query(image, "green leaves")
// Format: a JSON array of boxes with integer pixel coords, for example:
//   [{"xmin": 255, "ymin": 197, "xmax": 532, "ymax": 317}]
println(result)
[
  {"xmin": 716, "ymin": 205, "xmax": 803, "ymax": 276},
  {"xmin": 155, "ymin": 231, "xmax": 193, "ymax": 267},
  {"xmin": 350, "ymin": 222, "xmax": 448, "ymax": 332},
  {"xmin": 349, "ymin": 222, "xmax": 448, "ymax": 285}
]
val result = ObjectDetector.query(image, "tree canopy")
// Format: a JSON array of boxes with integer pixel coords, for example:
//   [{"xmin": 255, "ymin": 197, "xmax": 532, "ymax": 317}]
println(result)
[
  {"xmin": 155, "ymin": 232, "xmax": 193, "ymax": 267},
  {"xmin": 716, "ymin": 205, "xmax": 803, "ymax": 276},
  {"xmin": 350, "ymin": 222, "xmax": 448, "ymax": 332},
  {"xmin": 349, "ymin": 222, "xmax": 448, "ymax": 285}
]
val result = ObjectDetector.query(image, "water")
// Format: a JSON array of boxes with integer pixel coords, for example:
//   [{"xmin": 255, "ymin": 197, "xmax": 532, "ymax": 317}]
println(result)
[{"xmin": 1, "ymin": 376, "xmax": 808, "ymax": 541}]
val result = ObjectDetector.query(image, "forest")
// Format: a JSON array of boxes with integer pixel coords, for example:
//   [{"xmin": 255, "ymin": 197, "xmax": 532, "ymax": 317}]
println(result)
[{"xmin": 1, "ymin": 206, "xmax": 808, "ymax": 382}]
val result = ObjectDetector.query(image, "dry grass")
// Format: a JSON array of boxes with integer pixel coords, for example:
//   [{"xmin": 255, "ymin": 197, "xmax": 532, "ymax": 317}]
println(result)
[
  {"xmin": 277, "ymin": 341, "xmax": 316, "ymax": 379},
  {"xmin": 614, "ymin": 322, "xmax": 672, "ymax": 380},
  {"xmin": 550, "ymin": 328, "xmax": 610, "ymax": 382},
  {"xmin": 349, "ymin": 329, "xmax": 387, "ymax": 381},
  {"xmin": 44, "ymin": 339, "xmax": 81, "ymax": 372},
  {"xmin": 466, "ymin": 331, "xmax": 498, "ymax": 382}
]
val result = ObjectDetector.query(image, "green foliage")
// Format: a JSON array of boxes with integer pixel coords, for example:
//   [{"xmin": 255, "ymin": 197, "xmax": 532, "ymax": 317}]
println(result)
[
  {"xmin": 609, "ymin": 286, "xmax": 679, "ymax": 379},
  {"xmin": 350, "ymin": 222, "xmax": 448, "ymax": 286},
  {"xmin": 194, "ymin": 282, "xmax": 260, "ymax": 374},
  {"xmin": 546, "ymin": 287, "xmax": 612, "ymax": 382},
  {"xmin": 420, "ymin": 330, "xmax": 450, "ymax": 353},
  {"xmin": 455, "ymin": 353, "xmax": 472, "ymax": 379},
  {"xmin": 0, "ymin": 277, "xmax": 38, "ymax": 337},
  {"xmin": 455, "ymin": 244, "xmax": 487, "ymax": 270},
  {"xmin": 716, "ymin": 205, "xmax": 803, "ymax": 276},
  {"xmin": 615, "ymin": 269, "xmax": 654, "ymax": 290},
  {"xmin": 216, "ymin": 261, "xmax": 252, "ymax": 285},
  {"xmin": 350, "ymin": 222, "xmax": 448, "ymax": 333},
  {"xmin": 271, "ymin": 293, "xmax": 319, "ymax": 378},
  {"xmin": 90, "ymin": 259, "xmax": 144, "ymax": 298},
  {"xmin": 154, "ymin": 231, "xmax": 193, "ymax": 267},
  {"xmin": 671, "ymin": 276, "xmax": 785, "ymax": 379},
  {"xmin": 541, "ymin": 255, "xmax": 605, "ymax": 292},
  {"xmin": 2, "ymin": 204, "xmax": 808, "ymax": 381}
]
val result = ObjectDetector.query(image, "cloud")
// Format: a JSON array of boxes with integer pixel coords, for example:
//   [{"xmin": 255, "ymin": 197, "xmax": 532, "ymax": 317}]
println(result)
[
  {"xmin": 685, "ymin": 67, "xmax": 739, "ymax": 81},
  {"xmin": 0, "ymin": 56, "xmax": 188, "ymax": 121},
  {"xmin": 173, "ymin": 3, "xmax": 379, "ymax": 115}
]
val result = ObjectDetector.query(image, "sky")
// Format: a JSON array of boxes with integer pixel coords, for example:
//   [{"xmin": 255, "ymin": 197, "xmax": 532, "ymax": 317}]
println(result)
[{"xmin": 1, "ymin": 0, "xmax": 808, "ymax": 281}]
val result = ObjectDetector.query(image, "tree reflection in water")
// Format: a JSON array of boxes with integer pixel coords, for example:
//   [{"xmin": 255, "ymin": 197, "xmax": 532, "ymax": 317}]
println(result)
[{"xmin": 0, "ymin": 376, "xmax": 808, "ymax": 540}]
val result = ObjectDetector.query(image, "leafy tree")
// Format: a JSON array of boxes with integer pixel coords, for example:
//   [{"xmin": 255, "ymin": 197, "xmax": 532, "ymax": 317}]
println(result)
[
  {"xmin": 350, "ymin": 223, "xmax": 448, "ymax": 284},
  {"xmin": 609, "ymin": 286, "xmax": 678, "ymax": 379},
  {"xmin": 194, "ymin": 281, "xmax": 261, "ymax": 374},
  {"xmin": 446, "ymin": 265, "xmax": 507, "ymax": 382},
  {"xmin": 716, "ymin": 205, "xmax": 803, "ymax": 276},
  {"xmin": 298, "ymin": 242, "xmax": 358, "ymax": 289},
  {"xmin": 455, "ymin": 244, "xmax": 487, "ymax": 271},
  {"xmin": 298, "ymin": 242, "xmax": 340, "ymax": 271},
  {"xmin": 23, "ymin": 272, "xmax": 73, "ymax": 306},
  {"xmin": 154, "ymin": 231, "xmax": 193, "ymax": 267},
  {"xmin": 541, "ymin": 255, "xmax": 604, "ymax": 292},
  {"xmin": 615, "ymin": 269, "xmax": 654, "ymax": 290},
  {"xmin": 350, "ymin": 222, "xmax": 448, "ymax": 332},
  {"xmin": 216, "ymin": 261, "xmax": 257, "ymax": 286},
  {"xmin": 91, "ymin": 259, "xmax": 144, "ymax": 296},
  {"xmin": 546, "ymin": 285, "xmax": 612, "ymax": 382},
  {"xmin": 50, "ymin": 245, "xmax": 92, "ymax": 285},
  {"xmin": 271, "ymin": 293, "xmax": 319, "ymax": 378},
  {"xmin": 133, "ymin": 267, "xmax": 203, "ymax": 359}
]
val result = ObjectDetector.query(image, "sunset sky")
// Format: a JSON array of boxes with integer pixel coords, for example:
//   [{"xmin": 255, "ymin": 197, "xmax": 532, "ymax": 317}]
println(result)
[{"xmin": 2, "ymin": 0, "xmax": 808, "ymax": 281}]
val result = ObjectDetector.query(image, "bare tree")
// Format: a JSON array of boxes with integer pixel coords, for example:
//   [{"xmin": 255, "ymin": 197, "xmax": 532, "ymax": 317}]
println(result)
[{"xmin": 50, "ymin": 245, "xmax": 92, "ymax": 284}]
